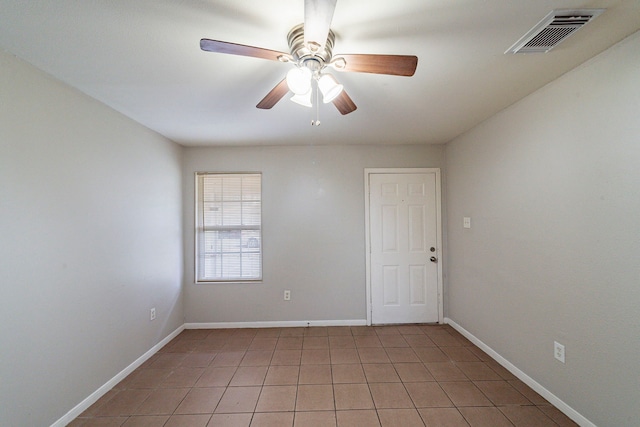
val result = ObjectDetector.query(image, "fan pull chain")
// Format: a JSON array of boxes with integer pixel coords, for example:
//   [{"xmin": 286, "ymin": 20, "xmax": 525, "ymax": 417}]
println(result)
[{"xmin": 311, "ymin": 79, "xmax": 321, "ymax": 126}]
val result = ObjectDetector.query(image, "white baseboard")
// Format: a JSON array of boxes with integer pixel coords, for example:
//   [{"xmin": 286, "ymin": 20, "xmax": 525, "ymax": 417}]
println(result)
[
  {"xmin": 444, "ymin": 317, "xmax": 594, "ymax": 427},
  {"xmin": 51, "ymin": 325, "xmax": 185, "ymax": 427},
  {"xmin": 185, "ymin": 319, "xmax": 368, "ymax": 329}
]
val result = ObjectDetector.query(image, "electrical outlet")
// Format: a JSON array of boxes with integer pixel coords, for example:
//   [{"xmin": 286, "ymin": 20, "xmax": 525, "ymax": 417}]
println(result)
[
  {"xmin": 554, "ymin": 341, "xmax": 565, "ymax": 363},
  {"xmin": 150, "ymin": 307, "xmax": 156, "ymax": 321},
  {"xmin": 284, "ymin": 290, "xmax": 291, "ymax": 301},
  {"xmin": 463, "ymin": 217, "xmax": 471, "ymax": 229}
]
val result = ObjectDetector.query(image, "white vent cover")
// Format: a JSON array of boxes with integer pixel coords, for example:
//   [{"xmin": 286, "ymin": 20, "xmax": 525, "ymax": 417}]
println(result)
[{"xmin": 506, "ymin": 9, "xmax": 604, "ymax": 54}]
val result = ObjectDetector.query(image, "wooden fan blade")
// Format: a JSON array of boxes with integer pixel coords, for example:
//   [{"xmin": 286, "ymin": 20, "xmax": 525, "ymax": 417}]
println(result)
[
  {"xmin": 332, "ymin": 90, "xmax": 357, "ymax": 115},
  {"xmin": 304, "ymin": 0, "xmax": 337, "ymax": 52},
  {"xmin": 200, "ymin": 39, "xmax": 288, "ymax": 62},
  {"xmin": 256, "ymin": 79, "xmax": 290, "ymax": 109},
  {"xmin": 334, "ymin": 54, "xmax": 418, "ymax": 76}
]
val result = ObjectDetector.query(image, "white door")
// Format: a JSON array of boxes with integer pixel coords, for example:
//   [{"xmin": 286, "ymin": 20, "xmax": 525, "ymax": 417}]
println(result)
[{"xmin": 369, "ymin": 172, "xmax": 440, "ymax": 324}]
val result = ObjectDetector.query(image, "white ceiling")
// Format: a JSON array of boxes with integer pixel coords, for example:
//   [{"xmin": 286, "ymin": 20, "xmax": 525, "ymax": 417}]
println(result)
[{"xmin": 1, "ymin": 0, "xmax": 639, "ymax": 146}]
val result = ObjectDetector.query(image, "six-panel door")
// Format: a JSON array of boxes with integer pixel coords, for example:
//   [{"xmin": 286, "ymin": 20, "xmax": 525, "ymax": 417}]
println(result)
[{"xmin": 369, "ymin": 173, "xmax": 439, "ymax": 324}]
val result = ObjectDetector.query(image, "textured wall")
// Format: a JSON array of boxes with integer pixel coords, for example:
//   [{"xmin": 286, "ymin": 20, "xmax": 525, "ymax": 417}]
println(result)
[
  {"xmin": 445, "ymin": 32, "xmax": 640, "ymax": 426},
  {"xmin": 183, "ymin": 144, "xmax": 444, "ymax": 323},
  {"xmin": 0, "ymin": 50, "xmax": 184, "ymax": 426}
]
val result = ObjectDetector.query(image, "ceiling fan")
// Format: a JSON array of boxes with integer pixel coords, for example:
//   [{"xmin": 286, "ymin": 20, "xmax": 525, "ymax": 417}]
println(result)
[{"xmin": 200, "ymin": 0, "xmax": 418, "ymax": 119}]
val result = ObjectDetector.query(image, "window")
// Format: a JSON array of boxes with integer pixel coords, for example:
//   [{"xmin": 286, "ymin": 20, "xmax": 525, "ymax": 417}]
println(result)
[{"xmin": 195, "ymin": 173, "xmax": 262, "ymax": 282}]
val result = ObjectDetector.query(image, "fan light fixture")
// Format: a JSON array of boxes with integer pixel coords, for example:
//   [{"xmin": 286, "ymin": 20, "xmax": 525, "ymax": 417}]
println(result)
[
  {"xmin": 285, "ymin": 68, "xmax": 343, "ymax": 108},
  {"xmin": 286, "ymin": 67, "xmax": 312, "ymax": 95},
  {"xmin": 317, "ymin": 74, "xmax": 343, "ymax": 103},
  {"xmin": 290, "ymin": 90, "xmax": 313, "ymax": 107}
]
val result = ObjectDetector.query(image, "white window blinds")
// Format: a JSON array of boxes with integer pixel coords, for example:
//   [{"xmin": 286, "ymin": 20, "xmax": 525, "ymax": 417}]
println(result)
[{"xmin": 196, "ymin": 173, "xmax": 262, "ymax": 282}]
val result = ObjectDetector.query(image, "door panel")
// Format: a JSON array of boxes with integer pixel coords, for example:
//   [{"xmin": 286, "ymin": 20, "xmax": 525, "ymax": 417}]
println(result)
[
  {"xmin": 410, "ymin": 265, "xmax": 426, "ymax": 304},
  {"xmin": 409, "ymin": 205, "xmax": 426, "ymax": 251},
  {"xmin": 381, "ymin": 205, "xmax": 398, "ymax": 252},
  {"xmin": 383, "ymin": 266, "xmax": 399, "ymax": 305}
]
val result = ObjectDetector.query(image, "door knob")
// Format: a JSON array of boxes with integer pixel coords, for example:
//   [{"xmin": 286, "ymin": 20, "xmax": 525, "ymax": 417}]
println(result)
[{"xmin": 430, "ymin": 256, "xmax": 437, "ymax": 263}]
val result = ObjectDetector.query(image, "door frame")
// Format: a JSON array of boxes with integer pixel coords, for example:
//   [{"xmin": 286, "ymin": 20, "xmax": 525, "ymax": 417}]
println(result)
[{"xmin": 364, "ymin": 168, "xmax": 444, "ymax": 325}]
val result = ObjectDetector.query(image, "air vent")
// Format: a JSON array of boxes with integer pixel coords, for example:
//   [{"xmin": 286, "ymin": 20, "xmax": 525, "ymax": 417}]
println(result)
[{"xmin": 506, "ymin": 9, "xmax": 604, "ymax": 54}]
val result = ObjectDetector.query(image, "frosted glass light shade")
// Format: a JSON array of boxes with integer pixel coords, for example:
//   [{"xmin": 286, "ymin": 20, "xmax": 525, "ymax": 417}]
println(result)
[
  {"xmin": 318, "ymin": 74, "xmax": 343, "ymax": 103},
  {"xmin": 290, "ymin": 89, "xmax": 312, "ymax": 107},
  {"xmin": 286, "ymin": 67, "xmax": 312, "ymax": 95}
]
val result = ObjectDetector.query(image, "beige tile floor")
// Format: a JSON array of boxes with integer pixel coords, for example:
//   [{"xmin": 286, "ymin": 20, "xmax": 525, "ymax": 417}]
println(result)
[{"xmin": 69, "ymin": 325, "xmax": 578, "ymax": 426}]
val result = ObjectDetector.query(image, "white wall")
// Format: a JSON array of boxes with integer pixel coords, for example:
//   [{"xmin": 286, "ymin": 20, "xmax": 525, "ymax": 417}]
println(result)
[
  {"xmin": 183, "ymin": 144, "xmax": 444, "ymax": 324},
  {"xmin": 445, "ymin": 32, "xmax": 640, "ymax": 426},
  {"xmin": 0, "ymin": 50, "xmax": 184, "ymax": 426}
]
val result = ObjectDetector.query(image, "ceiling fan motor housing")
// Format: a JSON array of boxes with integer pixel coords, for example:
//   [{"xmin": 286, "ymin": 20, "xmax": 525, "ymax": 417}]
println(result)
[{"xmin": 287, "ymin": 23, "xmax": 335, "ymax": 67}]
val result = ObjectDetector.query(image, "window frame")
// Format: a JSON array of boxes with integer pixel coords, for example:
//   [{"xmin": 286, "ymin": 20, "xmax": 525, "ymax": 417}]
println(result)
[{"xmin": 194, "ymin": 172, "xmax": 263, "ymax": 283}]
